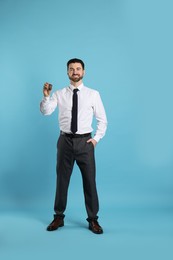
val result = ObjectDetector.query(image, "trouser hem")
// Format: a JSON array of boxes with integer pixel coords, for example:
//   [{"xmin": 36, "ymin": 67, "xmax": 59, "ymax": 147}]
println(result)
[
  {"xmin": 54, "ymin": 214, "xmax": 65, "ymax": 219},
  {"xmin": 86, "ymin": 216, "xmax": 98, "ymax": 222}
]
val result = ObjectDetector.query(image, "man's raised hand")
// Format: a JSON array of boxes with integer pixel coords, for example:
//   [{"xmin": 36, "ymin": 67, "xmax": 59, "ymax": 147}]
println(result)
[{"xmin": 43, "ymin": 82, "xmax": 52, "ymax": 97}]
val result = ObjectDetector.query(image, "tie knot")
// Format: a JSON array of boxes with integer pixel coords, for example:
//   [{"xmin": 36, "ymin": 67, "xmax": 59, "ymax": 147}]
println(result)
[{"xmin": 73, "ymin": 88, "xmax": 79, "ymax": 94}]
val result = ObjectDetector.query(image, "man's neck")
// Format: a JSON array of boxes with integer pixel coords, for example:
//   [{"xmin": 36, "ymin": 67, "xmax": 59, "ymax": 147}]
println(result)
[{"xmin": 70, "ymin": 80, "xmax": 83, "ymax": 88}]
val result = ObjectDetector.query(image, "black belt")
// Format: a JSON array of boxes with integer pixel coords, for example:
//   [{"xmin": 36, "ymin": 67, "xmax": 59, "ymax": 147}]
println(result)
[{"xmin": 61, "ymin": 131, "xmax": 91, "ymax": 138}]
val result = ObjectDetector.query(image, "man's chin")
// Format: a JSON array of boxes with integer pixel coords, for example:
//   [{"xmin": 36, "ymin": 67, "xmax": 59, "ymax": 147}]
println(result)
[
  {"xmin": 70, "ymin": 76, "xmax": 83, "ymax": 82},
  {"xmin": 73, "ymin": 79, "xmax": 81, "ymax": 82}
]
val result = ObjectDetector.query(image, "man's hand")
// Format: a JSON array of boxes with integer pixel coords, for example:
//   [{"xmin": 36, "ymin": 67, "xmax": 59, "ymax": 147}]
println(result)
[
  {"xmin": 43, "ymin": 82, "xmax": 52, "ymax": 97},
  {"xmin": 87, "ymin": 138, "xmax": 97, "ymax": 147}
]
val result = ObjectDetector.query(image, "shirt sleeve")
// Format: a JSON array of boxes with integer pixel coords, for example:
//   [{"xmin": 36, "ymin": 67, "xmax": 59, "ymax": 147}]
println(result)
[
  {"xmin": 40, "ymin": 92, "xmax": 58, "ymax": 115},
  {"xmin": 93, "ymin": 91, "xmax": 108, "ymax": 143}
]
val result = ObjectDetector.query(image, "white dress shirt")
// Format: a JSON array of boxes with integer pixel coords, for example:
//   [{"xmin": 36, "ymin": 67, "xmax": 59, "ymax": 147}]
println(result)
[{"xmin": 40, "ymin": 83, "xmax": 107, "ymax": 142}]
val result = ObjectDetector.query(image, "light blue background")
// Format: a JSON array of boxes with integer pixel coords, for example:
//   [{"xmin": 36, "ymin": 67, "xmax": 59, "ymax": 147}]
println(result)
[{"xmin": 0, "ymin": 0, "xmax": 173, "ymax": 259}]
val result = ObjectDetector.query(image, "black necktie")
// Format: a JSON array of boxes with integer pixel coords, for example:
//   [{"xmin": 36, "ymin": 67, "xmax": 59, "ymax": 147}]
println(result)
[{"xmin": 71, "ymin": 88, "xmax": 79, "ymax": 134}]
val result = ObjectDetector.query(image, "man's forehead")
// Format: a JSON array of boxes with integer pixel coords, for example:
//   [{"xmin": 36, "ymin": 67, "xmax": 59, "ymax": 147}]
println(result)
[{"xmin": 68, "ymin": 63, "xmax": 83, "ymax": 68}]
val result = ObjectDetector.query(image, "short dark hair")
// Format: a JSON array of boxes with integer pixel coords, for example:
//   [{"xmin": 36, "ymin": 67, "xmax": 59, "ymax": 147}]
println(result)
[{"xmin": 67, "ymin": 58, "xmax": 85, "ymax": 70}]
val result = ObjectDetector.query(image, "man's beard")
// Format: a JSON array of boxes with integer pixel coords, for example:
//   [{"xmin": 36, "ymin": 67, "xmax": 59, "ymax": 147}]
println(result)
[{"xmin": 69, "ymin": 75, "xmax": 83, "ymax": 82}]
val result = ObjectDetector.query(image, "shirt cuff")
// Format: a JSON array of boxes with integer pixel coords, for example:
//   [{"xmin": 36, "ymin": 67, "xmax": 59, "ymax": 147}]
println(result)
[
  {"xmin": 43, "ymin": 96, "xmax": 50, "ymax": 101},
  {"xmin": 93, "ymin": 135, "xmax": 100, "ymax": 143}
]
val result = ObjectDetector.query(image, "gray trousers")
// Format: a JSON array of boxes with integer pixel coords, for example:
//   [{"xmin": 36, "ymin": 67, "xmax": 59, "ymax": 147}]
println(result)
[{"xmin": 54, "ymin": 133, "xmax": 99, "ymax": 219}]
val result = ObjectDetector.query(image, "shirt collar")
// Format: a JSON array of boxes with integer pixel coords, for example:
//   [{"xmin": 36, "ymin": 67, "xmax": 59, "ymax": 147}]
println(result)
[{"xmin": 69, "ymin": 83, "xmax": 84, "ymax": 92}]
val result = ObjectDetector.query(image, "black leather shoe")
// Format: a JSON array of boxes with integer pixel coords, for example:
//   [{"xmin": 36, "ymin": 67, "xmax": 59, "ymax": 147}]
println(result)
[
  {"xmin": 47, "ymin": 217, "xmax": 64, "ymax": 231},
  {"xmin": 88, "ymin": 220, "xmax": 103, "ymax": 234}
]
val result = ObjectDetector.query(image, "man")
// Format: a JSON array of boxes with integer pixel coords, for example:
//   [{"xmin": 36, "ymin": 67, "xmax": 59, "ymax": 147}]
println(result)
[{"xmin": 40, "ymin": 58, "xmax": 107, "ymax": 234}]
